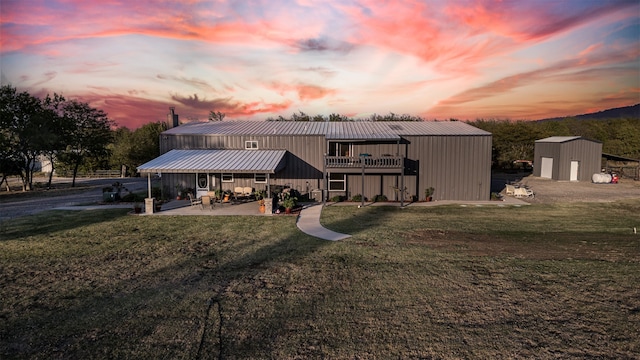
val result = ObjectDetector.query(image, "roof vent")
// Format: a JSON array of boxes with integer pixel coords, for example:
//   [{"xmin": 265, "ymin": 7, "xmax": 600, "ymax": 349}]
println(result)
[{"xmin": 389, "ymin": 124, "xmax": 403, "ymax": 130}]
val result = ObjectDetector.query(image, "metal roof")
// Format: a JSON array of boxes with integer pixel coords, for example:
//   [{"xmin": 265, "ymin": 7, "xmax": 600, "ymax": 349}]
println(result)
[
  {"xmin": 163, "ymin": 120, "xmax": 490, "ymax": 138},
  {"xmin": 325, "ymin": 122, "xmax": 400, "ymax": 140},
  {"xmin": 535, "ymin": 136, "xmax": 583, "ymax": 143},
  {"xmin": 137, "ymin": 149, "xmax": 287, "ymax": 174}
]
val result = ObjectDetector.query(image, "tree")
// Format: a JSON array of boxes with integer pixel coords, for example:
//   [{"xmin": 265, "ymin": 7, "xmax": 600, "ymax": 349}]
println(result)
[
  {"xmin": 108, "ymin": 127, "xmax": 133, "ymax": 175},
  {"xmin": 58, "ymin": 100, "xmax": 114, "ymax": 187},
  {"xmin": 40, "ymin": 93, "xmax": 70, "ymax": 189},
  {"xmin": 208, "ymin": 111, "xmax": 225, "ymax": 121},
  {"xmin": 109, "ymin": 122, "xmax": 167, "ymax": 176},
  {"xmin": 0, "ymin": 85, "xmax": 53, "ymax": 190}
]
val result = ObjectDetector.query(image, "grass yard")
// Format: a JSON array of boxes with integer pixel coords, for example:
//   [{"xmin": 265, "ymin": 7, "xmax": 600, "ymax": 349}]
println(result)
[{"xmin": 1, "ymin": 200, "xmax": 639, "ymax": 359}]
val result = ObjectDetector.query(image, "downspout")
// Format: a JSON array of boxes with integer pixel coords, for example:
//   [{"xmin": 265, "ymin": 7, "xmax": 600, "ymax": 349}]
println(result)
[
  {"xmin": 323, "ymin": 138, "xmax": 328, "ymax": 206},
  {"xmin": 398, "ymin": 139, "xmax": 404, "ymax": 207},
  {"xmin": 361, "ymin": 155, "xmax": 365, "ymax": 208}
]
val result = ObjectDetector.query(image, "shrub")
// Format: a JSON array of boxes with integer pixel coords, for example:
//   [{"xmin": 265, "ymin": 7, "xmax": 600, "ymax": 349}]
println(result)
[
  {"xmin": 373, "ymin": 194, "xmax": 388, "ymax": 202},
  {"xmin": 151, "ymin": 187, "xmax": 163, "ymax": 200},
  {"xmin": 330, "ymin": 195, "xmax": 345, "ymax": 202},
  {"xmin": 121, "ymin": 192, "xmax": 145, "ymax": 202}
]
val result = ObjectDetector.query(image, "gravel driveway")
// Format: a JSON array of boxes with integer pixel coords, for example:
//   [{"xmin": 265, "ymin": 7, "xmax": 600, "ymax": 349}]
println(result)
[{"xmin": 496, "ymin": 173, "xmax": 640, "ymax": 204}]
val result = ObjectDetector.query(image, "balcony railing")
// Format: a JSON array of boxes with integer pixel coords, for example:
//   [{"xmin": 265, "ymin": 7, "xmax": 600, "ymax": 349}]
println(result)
[{"xmin": 325, "ymin": 155, "xmax": 403, "ymax": 168}]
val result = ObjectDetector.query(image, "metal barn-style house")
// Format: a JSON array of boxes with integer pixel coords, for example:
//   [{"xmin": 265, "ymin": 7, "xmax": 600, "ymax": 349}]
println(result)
[{"xmin": 138, "ymin": 119, "xmax": 492, "ymax": 203}]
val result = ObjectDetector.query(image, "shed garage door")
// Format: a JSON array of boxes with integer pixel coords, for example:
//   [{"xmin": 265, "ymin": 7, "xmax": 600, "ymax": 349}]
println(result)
[{"xmin": 541, "ymin": 157, "xmax": 553, "ymax": 179}]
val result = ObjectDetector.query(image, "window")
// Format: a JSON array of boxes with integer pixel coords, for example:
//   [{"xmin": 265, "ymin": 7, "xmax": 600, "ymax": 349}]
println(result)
[
  {"xmin": 245, "ymin": 140, "xmax": 258, "ymax": 149},
  {"xmin": 222, "ymin": 173, "xmax": 234, "ymax": 182},
  {"xmin": 328, "ymin": 142, "xmax": 352, "ymax": 156},
  {"xmin": 254, "ymin": 173, "xmax": 267, "ymax": 183},
  {"xmin": 328, "ymin": 173, "xmax": 346, "ymax": 191}
]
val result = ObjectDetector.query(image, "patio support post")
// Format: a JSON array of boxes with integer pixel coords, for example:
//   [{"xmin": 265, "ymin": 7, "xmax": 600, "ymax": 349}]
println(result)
[
  {"xmin": 147, "ymin": 173, "xmax": 151, "ymax": 198},
  {"xmin": 267, "ymin": 173, "xmax": 271, "ymax": 198},
  {"xmin": 219, "ymin": 173, "xmax": 223, "ymax": 204},
  {"xmin": 145, "ymin": 173, "xmax": 155, "ymax": 214},
  {"xmin": 401, "ymin": 166, "xmax": 405, "ymax": 207}
]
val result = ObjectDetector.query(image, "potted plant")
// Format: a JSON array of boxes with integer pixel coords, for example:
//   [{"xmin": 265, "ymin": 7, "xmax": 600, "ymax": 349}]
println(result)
[
  {"xmin": 255, "ymin": 190, "xmax": 267, "ymax": 213},
  {"xmin": 175, "ymin": 185, "xmax": 183, "ymax": 200},
  {"xmin": 282, "ymin": 196, "xmax": 296, "ymax": 214},
  {"xmin": 425, "ymin": 187, "xmax": 435, "ymax": 202},
  {"xmin": 133, "ymin": 203, "xmax": 142, "ymax": 214},
  {"xmin": 213, "ymin": 188, "xmax": 223, "ymax": 201},
  {"xmin": 222, "ymin": 189, "xmax": 232, "ymax": 203}
]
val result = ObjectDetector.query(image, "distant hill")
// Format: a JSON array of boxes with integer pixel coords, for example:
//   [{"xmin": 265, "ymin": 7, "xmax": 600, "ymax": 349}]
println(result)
[{"xmin": 539, "ymin": 104, "xmax": 640, "ymax": 122}]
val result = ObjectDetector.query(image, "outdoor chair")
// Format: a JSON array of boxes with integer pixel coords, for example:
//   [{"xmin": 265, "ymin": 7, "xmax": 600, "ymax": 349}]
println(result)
[
  {"xmin": 505, "ymin": 184, "xmax": 516, "ymax": 196},
  {"xmin": 188, "ymin": 193, "xmax": 202, "ymax": 206},
  {"xmin": 242, "ymin": 187, "xmax": 253, "ymax": 198},
  {"xmin": 200, "ymin": 195, "xmax": 213, "ymax": 210},
  {"xmin": 514, "ymin": 187, "xmax": 534, "ymax": 198}
]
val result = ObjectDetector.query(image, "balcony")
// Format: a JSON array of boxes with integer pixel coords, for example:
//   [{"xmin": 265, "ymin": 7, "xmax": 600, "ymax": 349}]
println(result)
[{"xmin": 325, "ymin": 155, "xmax": 404, "ymax": 173}]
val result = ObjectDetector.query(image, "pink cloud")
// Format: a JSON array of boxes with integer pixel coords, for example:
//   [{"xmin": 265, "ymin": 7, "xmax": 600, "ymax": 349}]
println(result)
[
  {"xmin": 268, "ymin": 82, "xmax": 336, "ymax": 102},
  {"xmin": 169, "ymin": 93, "xmax": 293, "ymax": 119},
  {"xmin": 431, "ymin": 46, "xmax": 640, "ymax": 110},
  {"xmin": 337, "ymin": 0, "xmax": 638, "ymax": 77},
  {"xmin": 22, "ymin": 88, "xmax": 293, "ymax": 129},
  {"xmin": 73, "ymin": 92, "xmax": 177, "ymax": 129},
  {"xmin": 0, "ymin": 1, "xmax": 276, "ymax": 54}
]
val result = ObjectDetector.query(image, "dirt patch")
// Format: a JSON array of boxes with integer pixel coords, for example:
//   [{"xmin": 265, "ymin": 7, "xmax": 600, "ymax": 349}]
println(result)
[
  {"xmin": 498, "ymin": 174, "xmax": 640, "ymax": 204},
  {"xmin": 404, "ymin": 229, "xmax": 639, "ymax": 262}
]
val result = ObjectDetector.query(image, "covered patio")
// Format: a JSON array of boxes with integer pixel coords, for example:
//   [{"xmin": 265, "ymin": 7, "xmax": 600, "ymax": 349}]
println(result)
[{"xmin": 137, "ymin": 149, "xmax": 288, "ymax": 213}]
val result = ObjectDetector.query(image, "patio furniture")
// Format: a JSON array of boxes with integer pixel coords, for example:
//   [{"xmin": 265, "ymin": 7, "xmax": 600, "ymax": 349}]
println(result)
[
  {"xmin": 514, "ymin": 187, "xmax": 534, "ymax": 198},
  {"xmin": 505, "ymin": 184, "xmax": 516, "ymax": 196},
  {"xmin": 201, "ymin": 195, "xmax": 213, "ymax": 210},
  {"xmin": 188, "ymin": 193, "xmax": 202, "ymax": 206}
]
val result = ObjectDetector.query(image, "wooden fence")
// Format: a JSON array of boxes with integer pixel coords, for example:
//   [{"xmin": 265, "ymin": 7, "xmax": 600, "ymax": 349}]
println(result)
[{"xmin": 55, "ymin": 170, "xmax": 122, "ymax": 178}]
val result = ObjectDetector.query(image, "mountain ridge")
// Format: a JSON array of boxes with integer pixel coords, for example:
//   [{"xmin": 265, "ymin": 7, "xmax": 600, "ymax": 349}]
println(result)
[{"xmin": 538, "ymin": 104, "xmax": 639, "ymax": 122}]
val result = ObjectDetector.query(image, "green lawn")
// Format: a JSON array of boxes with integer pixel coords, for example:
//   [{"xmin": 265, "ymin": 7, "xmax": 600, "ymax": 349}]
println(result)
[{"xmin": 1, "ymin": 200, "xmax": 639, "ymax": 359}]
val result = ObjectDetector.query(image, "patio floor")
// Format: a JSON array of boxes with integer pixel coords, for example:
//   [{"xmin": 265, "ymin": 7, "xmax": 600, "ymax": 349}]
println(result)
[{"xmin": 148, "ymin": 199, "xmax": 270, "ymax": 216}]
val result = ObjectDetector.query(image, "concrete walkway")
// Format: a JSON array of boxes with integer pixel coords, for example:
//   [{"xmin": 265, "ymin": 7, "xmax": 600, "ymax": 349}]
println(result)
[{"xmin": 296, "ymin": 204, "xmax": 351, "ymax": 241}]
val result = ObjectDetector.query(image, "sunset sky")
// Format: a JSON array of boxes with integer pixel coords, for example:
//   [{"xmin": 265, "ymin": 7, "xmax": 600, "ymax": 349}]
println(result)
[{"xmin": 1, "ymin": 0, "xmax": 639, "ymax": 129}]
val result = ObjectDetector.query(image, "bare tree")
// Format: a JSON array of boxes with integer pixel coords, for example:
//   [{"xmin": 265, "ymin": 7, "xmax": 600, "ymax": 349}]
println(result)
[{"xmin": 208, "ymin": 111, "xmax": 226, "ymax": 121}]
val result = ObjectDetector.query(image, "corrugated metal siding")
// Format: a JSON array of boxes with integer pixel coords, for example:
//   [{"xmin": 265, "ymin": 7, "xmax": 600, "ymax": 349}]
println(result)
[
  {"xmin": 406, "ymin": 135, "xmax": 492, "ymax": 201},
  {"xmin": 559, "ymin": 139, "xmax": 602, "ymax": 181},
  {"xmin": 533, "ymin": 142, "xmax": 561, "ymax": 177},
  {"xmin": 332, "ymin": 134, "xmax": 491, "ymax": 201}
]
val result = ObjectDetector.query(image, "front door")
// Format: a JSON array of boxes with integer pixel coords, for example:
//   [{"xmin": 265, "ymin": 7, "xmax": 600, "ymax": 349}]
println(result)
[{"xmin": 196, "ymin": 173, "xmax": 209, "ymax": 198}]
